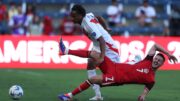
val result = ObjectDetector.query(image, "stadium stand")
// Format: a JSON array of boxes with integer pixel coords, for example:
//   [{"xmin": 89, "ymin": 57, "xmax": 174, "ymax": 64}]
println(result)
[{"xmin": 2, "ymin": 0, "xmax": 180, "ymax": 36}]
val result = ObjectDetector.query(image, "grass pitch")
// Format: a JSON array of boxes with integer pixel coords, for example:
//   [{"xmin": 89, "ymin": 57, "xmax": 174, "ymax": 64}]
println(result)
[{"xmin": 0, "ymin": 69, "xmax": 180, "ymax": 101}]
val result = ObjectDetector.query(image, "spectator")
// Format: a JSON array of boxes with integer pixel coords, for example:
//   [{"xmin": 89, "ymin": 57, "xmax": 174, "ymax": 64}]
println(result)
[
  {"xmin": 29, "ymin": 15, "xmax": 43, "ymax": 35},
  {"xmin": 135, "ymin": 0, "xmax": 156, "ymax": 27},
  {"xmin": 0, "ymin": 0, "xmax": 8, "ymax": 34},
  {"xmin": 59, "ymin": 14, "xmax": 76, "ymax": 35},
  {"xmin": 8, "ymin": 2, "xmax": 18, "ymax": 21},
  {"xmin": 169, "ymin": 4, "xmax": 180, "ymax": 36},
  {"xmin": 106, "ymin": 0, "xmax": 126, "ymax": 27},
  {"xmin": 42, "ymin": 16, "xmax": 53, "ymax": 35},
  {"xmin": 163, "ymin": 19, "xmax": 170, "ymax": 36},
  {"xmin": 59, "ymin": 4, "xmax": 76, "ymax": 35},
  {"xmin": 59, "ymin": 4, "xmax": 69, "ymax": 15},
  {"xmin": 8, "ymin": 5, "xmax": 30, "ymax": 35},
  {"xmin": 25, "ymin": 4, "xmax": 36, "ymax": 25}
]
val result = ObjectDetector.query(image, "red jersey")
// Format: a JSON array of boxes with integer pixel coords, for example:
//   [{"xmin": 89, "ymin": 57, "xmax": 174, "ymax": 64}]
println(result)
[
  {"xmin": 0, "ymin": 5, "xmax": 6, "ymax": 21},
  {"xmin": 116, "ymin": 55, "xmax": 155, "ymax": 85},
  {"xmin": 60, "ymin": 17, "xmax": 75, "ymax": 35}
]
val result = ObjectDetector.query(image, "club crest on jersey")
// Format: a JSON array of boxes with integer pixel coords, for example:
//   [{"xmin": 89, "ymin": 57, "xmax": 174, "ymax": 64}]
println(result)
[{"xmin": 91, "ymin": 32, "xmax": 96, "ymax": 37}]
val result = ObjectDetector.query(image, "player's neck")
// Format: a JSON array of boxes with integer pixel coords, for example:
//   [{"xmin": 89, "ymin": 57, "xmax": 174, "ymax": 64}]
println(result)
[
  {"xmin": 152, "ymin": 67, "xmax": 157, "ymax": 72},
  {"xmin": 79, "ymin": 16, "xmax": 85, "ymax": 25}
]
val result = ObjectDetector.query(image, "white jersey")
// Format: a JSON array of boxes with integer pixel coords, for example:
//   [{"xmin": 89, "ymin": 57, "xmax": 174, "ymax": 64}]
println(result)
[{"xmin": 81, "ymin": 13, "xmax": 120, "ymax": 63}]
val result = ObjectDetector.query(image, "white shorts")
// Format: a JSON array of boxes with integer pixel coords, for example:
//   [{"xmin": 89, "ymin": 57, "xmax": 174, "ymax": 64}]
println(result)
[{"xmin": 91, "ymin": 45, "xmax": 120, "ymax": 63}]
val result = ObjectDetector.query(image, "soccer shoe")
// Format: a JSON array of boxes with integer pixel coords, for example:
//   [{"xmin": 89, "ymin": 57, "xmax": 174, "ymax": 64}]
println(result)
[
  {"xmin": 89, "ymin": 96, "xmax": 103, "ymax": 101},
  {"xmin": 58, "ymin": 94, "xmax": 71, "ymax": 101},
  {"xmin": 59, "ymin": 37, "xmax": 68, "ymax": 55}
]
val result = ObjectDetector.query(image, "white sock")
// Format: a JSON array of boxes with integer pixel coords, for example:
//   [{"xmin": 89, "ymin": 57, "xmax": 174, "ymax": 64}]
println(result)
[
  {"xmin": 67, "ymin": 92, "xmax": 72, "ymax": 98},
  {"xmin": 65, "ymin": 47, "xmax": 69, "ymax": 55},
  {"xmin": 87, "ymin": 70, "xmax": 102, "ymax": 97}
]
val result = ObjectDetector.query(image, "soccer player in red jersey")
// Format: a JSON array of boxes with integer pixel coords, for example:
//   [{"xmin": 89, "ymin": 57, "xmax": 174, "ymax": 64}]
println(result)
[{"xmin": 58, "ymin": 40, "xmax": 178, "ymax": 101}]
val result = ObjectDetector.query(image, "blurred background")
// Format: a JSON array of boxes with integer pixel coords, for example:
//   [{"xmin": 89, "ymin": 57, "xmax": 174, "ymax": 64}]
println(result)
[
  {"xmin": 0, "ymin": 0, "xmax": 180, "ymax": 101},
  {"xmin": 0, "ymin": 0, "xmax": 179, "ymax": 36}
]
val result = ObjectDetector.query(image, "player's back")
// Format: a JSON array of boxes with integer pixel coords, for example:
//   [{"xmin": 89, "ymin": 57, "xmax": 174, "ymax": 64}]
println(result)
[
  {"xmin": 116, "ymin": 56, "xmax": 155, "ymax": 85},
  {"xmin": 81, "ymin": 13, "xmax": 120, "ymax": 63},
  {"xmin": 81, "ymin": 13, "xmax": 116, "ymax": 48}
]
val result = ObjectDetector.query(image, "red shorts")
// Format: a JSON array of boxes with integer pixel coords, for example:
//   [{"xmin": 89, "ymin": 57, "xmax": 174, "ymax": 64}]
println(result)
[{"xmin": 99, "ymin": 57, "xmax": 119, "ymax": 87}]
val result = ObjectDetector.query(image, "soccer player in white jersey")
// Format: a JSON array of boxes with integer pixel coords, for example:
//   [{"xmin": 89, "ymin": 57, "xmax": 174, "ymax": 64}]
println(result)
[{"xmin": 59, "ymin": 4, "xmax": 120, "ymax": 100}]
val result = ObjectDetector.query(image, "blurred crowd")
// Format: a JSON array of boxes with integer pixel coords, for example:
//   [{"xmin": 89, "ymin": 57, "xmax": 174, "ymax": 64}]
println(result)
[
  {"xmin": 0, "ymin": 0, "xmax": 179, "ymax": 36},
  {"xmin": 0, "ymin": 1, "xmax": 52, "ymax": 36},
  {"xmin": 0, "ymin": 1, "xmax": 80, "ymax": 36}
]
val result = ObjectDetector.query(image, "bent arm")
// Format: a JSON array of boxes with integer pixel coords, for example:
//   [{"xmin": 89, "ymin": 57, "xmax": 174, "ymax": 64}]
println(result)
[
  {"xmin": 97, "ymin": 36, "xmax": 106, "ymax": 63},
  {"xmin": 148, "ymin": 43, "xmax": 178, "ymax": 63},
  {"xmin": 148, "ymin": 44, "xmax": 171, "ymax": 56},
  {"xmin": 138, "ymin": 83, "xmax": 154, "ymax": 101},
  {"xmin": 96, "ymin": 16, "xmax": 110, "ymax": 32}
]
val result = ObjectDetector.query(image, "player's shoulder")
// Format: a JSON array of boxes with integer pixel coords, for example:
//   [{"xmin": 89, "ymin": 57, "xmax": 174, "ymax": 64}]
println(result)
[
  {"xmin": 83, "ymin": 12, "xmax": 95, "ymax": 21},
  {"xmin": 82, "ymin": 12, "xmax": 98, "ymax": 28},
  {"xmin": 86, "ymin": 12, "xmax": 95, "ymax": 17}
]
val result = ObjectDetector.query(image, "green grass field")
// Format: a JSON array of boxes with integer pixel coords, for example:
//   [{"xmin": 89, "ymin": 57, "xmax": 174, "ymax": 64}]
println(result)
[{"xmin": 0, "ymin": 69, "xmax": 180, "ymax": 101}]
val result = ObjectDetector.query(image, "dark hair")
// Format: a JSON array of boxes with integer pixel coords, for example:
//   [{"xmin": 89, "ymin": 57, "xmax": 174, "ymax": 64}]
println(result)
[
  {"xmin": 71, "ymin": 4, "xmax": 86, "ymax": 17},
  {"xmin": 156, "ymin": 53, "xmax": 165, "ymax": 62}
]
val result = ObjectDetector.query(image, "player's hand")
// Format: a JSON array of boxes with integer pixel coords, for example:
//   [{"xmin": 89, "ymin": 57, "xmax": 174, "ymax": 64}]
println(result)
[
  {"xmin": 138, "ymin": 96, "xmax": 145, "ymax": 101},
  {"xmin": 168, "ymin": 54, "xmax": 178, "ymax": 64}
]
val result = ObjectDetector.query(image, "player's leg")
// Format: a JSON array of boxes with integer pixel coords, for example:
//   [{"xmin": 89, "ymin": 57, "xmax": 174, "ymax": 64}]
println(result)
[
  {"xmin": 59, "ymin": 37, "xmax": 90, "ymax": 58},
  {"xmin": 87, "ymin": 46, "xmax": 104, "ymax": 101},
  {"xmin": 87, "ymin": 58, "xmax": 103, "ymax": 101},
  {"xmin": 58, "ymin": 75, "xmax": 103, "ymax": 101},
  {"xmin": 59, "ymin": 38, "xmax": 103, "ymax": 100}
]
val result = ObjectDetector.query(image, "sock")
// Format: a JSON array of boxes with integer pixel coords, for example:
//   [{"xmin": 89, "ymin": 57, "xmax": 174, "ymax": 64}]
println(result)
[
  {"xmin": 68, "ymin": 50, "xmax": 90, "ymax": 58},
  {"xmin": 87, "ymin": 70, "xmax": 102, "ymax": 97},
  {"xmin": 66, "ymin": 93, "xmax": 72, "ymax": 98},
  {"xmin": 71, "ymin": 80, "xmax": 92, "ymax": 96}
]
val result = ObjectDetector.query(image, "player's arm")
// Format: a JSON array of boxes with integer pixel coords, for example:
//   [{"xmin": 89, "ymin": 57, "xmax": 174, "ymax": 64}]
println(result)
[
  {"xmin": 85, "ymin": 15, "xmax": 106, "ymax": 64},
  {"xmin": 96, "ymin": 36, "xmax": 106, "ymax": 64},
  {"xmin": 148, "ymin": 43, "xmax": 178, "ymax": 63},
  {"xmin": 96, "ymin": 16, "xmax": 111, "ymax": 32},
  {"xmin": 138, "ymin": 83, "xmax": 154, "ymax": 101},
  {"xmin": 88, "ymin": 36, "xmax": 105, "ymax": 65},
  {"xmin": 94, "ymin": 16, "xmax": 108, "ymax": 62}
]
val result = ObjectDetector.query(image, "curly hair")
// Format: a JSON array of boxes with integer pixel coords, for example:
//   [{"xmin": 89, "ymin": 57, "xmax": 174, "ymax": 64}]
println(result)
[{"xmin": 71, "ymin": 4, "xmax": 86, "ymax": 17}]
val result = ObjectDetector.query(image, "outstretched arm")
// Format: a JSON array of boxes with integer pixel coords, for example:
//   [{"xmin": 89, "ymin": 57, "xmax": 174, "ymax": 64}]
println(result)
[
  {"xmin": 138, "ymin": 83, "xmax": 154, "ymax": 101},
  {"xmin": 148, "ymin": 43, "xmax": 178, "ymax": 63}
]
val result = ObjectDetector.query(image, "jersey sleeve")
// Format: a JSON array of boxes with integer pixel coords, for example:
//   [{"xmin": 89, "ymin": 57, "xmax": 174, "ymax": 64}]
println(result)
[
  {"xmin": 82, "ymin": 15, "xmax": 102, "ymax": 40},
  {"xmin": 145, "ymin": 82, "xmax": 155, "ymax": 90}
]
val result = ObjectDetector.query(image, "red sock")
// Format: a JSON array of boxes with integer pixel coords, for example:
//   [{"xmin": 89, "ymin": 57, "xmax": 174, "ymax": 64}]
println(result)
[
  {"xmin": 69, "ymin": 50, "xmax": 90, "ymax": 58},
  {"xmin": 72, "ymin": 80, "xmax": 92, "ymax": 96}
]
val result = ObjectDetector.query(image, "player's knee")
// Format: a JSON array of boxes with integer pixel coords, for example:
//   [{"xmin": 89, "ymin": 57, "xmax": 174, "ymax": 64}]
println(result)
[
  {"xmin": 89, "ymin": 76, "xmax": 102, "ymax": 84},
  {"xmin": 89, "ymin": 77, "xmax": 98, "ymax": 84}
]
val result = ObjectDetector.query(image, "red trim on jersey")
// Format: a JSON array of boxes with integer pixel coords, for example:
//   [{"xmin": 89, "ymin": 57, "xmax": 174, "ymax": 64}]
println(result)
[
  {"xmin": 106, "ymin": 42, "xmax": 119, "ymax": 54},
  {"xmin": 90, "ymin": 18, "xmax": 99, "ymax": 24}
]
